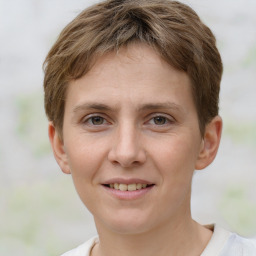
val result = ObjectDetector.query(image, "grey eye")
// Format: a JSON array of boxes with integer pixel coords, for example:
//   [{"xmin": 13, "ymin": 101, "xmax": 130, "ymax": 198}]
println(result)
[
  {"xmin": 90, "ymin": 116, "xmax": 104, "ymax": 125},
  {"xmin": 153, "ymin": 116, "xmax": 167, "ymax": 125}
]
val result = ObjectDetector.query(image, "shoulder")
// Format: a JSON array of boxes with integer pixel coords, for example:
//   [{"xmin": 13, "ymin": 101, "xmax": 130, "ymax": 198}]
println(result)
[
  {"xmin": 60, "ymin": 236, "xmax": 99, "ymax": 256},
  {"xmin": 220, "ymin": 232, "xmax": 256, "ymax": 256},
  {"xmin": 201, "ymin": 225, "xmax": 256, "ymax": 256}
]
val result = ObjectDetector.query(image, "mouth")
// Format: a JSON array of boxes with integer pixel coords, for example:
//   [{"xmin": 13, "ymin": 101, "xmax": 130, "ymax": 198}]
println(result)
[{"xmin": 103, "ymin": 183, "xmax": 154, "ymax": 191}]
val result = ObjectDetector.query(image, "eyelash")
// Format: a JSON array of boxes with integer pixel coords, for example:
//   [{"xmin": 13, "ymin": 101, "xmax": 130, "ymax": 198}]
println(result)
[
  {"xmin": 81, "ymin": 113, "xmax": 174, "ymax": 128},
  {"xmin": 83, "ymin": 115, "xmax": 109, "ymax": 126},
  {"xmin": 146, "ymin": 114, "xmax": 174, "ymax": 126}
]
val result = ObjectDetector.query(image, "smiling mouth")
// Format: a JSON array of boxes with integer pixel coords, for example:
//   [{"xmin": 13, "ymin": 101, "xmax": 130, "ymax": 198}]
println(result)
[{"xmin": 103, "ymin": 183, "xmax": 154, "ymax": 191}]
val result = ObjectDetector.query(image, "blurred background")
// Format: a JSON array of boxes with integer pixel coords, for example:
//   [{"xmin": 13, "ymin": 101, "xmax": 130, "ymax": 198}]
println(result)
[{"xmin": 0, "ymin": 0, "xmax": 255, "ymax": 255}]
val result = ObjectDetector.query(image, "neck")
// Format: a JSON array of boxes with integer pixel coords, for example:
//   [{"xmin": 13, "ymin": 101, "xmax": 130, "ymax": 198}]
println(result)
[{"xmin": 92, "ymin": 215, "xmax": 212, "ymax": 256}]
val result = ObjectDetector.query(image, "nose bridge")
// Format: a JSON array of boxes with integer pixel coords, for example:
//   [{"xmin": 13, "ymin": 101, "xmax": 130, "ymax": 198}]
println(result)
[
  {"xmin": 108, "ymin": 120, "xmax": 146, "ymax": 167},
  {"xmin": 118, "ymin": 121, "xmax": 137, "ymax": 154}
]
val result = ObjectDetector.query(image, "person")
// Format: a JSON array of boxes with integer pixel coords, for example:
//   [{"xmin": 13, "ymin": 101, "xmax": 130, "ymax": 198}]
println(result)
[{"xmin": 43, "ymin": 0, "xmax": 256, "ymax": 255}]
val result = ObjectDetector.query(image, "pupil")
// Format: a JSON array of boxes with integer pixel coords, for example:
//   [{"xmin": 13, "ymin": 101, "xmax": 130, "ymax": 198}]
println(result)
[
  {"xmin": 92, "ymin": 116, "xmax": 103, "ymax": 125},
  {"xmin": 154, "ymin": 117, "xmax": 166, "ymax": 125}
]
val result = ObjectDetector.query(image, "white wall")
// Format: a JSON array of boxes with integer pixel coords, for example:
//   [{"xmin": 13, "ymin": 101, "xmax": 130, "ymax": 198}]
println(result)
[{"xmin": 0, "ymin": 0, "xmax": 255, "ymax": 255}]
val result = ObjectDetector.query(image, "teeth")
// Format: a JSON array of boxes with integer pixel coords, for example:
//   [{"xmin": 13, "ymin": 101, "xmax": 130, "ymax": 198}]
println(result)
[
  {"xmin": 119, "ymin": 184, "xmax": 128, "ymax": 191},
  {"xmin": 128, "ymin": 184, "xmax": 137, "ymax": 191},
  {"xmin": 136, "ymin": 184, "xmax": 142, "ymax": 190},
  {"xmin": 108, "ymin": 183, "xmax": 149, "ymax": 191}
]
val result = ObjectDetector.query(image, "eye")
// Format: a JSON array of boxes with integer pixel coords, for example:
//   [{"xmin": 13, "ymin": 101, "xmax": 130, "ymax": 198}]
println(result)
[
  {"xmin": 89, "ymin": 116, "xmax": 105, "ymax": 125},
  {"xmin": 148, "ymin": 115, "xmax": 172, "ymax": 126},
  {"xmin": 152, "ymin": 116, "xmax": 167, "ymax": 125},
  {"xmin": 145, "ymin": 114, "xmax": 175, "ymax": 130},
  {"xmin": 82, "ymin": 115, "xmax": 109, "ymax": 127}
]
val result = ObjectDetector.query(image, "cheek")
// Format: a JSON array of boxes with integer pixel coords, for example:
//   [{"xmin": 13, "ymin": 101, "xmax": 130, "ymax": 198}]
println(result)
[
  {"xmin": 64, "ymin": 136, "xmax": 107, "ymax": 181},
  {"xmin": 151, "ymin": 135, "xmax": 200, "ymax": 184},
  {"xmin": 64, "ymin": 139, "xmax": 107, "ymax": 210}
]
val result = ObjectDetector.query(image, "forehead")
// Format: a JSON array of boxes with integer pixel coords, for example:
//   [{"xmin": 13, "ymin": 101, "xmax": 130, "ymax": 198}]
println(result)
[
  {"xmin": 65, "ymin": 43, "xmax": 195, "ymax": 113},
  {"xmin": 90, "ymin": 44, "xmax": 184, "ymax": 79}
]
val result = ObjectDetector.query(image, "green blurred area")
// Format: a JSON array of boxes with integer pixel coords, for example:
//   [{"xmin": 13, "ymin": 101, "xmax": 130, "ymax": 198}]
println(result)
[
  {"xmin": 223, "ymin": 120, "xmax": 256, "ymax": 147},
  {"xmin": 0, "ymin": 176, "xmax": 88, "ymax": 255},
  {"xmin": 15, "ymin": 92, "xmax": 51, "ymax": 157},
  {"xmin": 243, "ymin": 43, "xmax": 256, "ymax": 68},
  {"xmin": 219, "ymin": 185, "xmax": 256, "ymax": 236},
  {"xmin": 1, "ymin": 0, "xmax": 256, "ymax": 255}
]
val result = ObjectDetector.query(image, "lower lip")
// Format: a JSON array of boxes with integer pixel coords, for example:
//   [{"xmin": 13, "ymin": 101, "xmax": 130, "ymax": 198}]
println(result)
[{"xmin": 101, "ymin": 185, "xmax": 154, "ymax": 200}]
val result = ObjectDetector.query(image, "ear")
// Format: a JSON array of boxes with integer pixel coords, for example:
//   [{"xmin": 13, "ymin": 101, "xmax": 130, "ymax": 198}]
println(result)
[
  {"xmin": 195, "ymin": 116, "xmax": 222, "ymax": 170},
  {"xmin": 48, "ymin": 122, "xmax": 71, "ymax": 174}
]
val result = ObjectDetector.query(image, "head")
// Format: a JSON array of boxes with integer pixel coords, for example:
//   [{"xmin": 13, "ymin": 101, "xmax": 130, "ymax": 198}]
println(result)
[
  {"xmin": 43, "ymin": 0, "xmax": 223, "ymax": 139},
  {"xmin": 44, "ymin": 0, "xmax": 223, "ymax": 235}
]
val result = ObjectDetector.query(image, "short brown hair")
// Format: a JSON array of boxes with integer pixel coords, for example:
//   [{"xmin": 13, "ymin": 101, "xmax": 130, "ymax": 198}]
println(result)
[{"xmin": 43, "ymin": 0, "xmax": 223, "ymax": 137}]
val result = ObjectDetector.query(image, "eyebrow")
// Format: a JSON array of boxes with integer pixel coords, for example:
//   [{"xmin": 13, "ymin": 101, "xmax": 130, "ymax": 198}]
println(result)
[
  {"xmin": 137, "ymin": 102, "xmax": 183, "ymax": 112},
  {"xmin": 73, "ymin": 103, "xmax": 112, "ymax": 114},
  {"xmin": 72, "ymin": 102, "xmax": 183, "ymax": 114}
]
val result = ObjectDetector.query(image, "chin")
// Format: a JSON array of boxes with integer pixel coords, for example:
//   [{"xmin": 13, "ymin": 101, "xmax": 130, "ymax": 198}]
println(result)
[
  {"xmin": 97, "ymin": 209, "xmax": 155, "ymax": 235},
  {"xmin": 109, "ymin": 221, "xmax": 152, "ymax": 235}
]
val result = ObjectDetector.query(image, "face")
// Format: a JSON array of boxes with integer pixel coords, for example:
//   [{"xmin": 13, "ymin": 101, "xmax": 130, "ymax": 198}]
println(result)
[{"xmin": 50, "ymin": 44, "xmax": 220, "ymax": 235}]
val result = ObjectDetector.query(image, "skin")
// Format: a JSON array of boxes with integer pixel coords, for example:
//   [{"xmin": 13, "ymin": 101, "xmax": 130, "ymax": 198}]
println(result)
[{"xmin": 49, "ymin": 43, "xmax": 222, "ymax": 256}]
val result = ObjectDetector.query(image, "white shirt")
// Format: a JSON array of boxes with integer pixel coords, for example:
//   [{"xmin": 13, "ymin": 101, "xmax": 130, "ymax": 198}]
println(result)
[
  {"xmin": 201, "ymin": 225, "xmax": 256, "ymax": 256},
  {"xmin": 61, "ymin": 225, "xmax": 256, "ymax": 256}
]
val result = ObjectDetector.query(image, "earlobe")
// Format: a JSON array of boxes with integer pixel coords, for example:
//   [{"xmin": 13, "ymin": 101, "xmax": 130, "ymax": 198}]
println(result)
[
  {"xmin": 195, "ymin": 116, "xmax": 222, "ymax": 170},
  {"xmin": 48, "ymin": 122, "xmax": 71, "ymax": 174}
]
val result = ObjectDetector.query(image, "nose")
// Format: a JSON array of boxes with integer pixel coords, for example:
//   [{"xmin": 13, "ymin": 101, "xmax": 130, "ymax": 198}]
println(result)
[{"xmin": 108, "ymin": 123, "xmax": 146, "ymax": 168}]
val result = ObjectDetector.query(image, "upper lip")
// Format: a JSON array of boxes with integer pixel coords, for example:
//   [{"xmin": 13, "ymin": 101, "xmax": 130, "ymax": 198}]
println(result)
[{"xmin": 102, "ymin": 178, "xmax": 154, "ymax": 185}]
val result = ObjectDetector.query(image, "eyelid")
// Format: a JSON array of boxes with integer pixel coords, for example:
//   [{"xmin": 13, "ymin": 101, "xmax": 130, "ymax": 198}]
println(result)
[
  {"xmin": 146, "ymin": 113, "xmax": 175, "ymax": 122},
  {"xmin": 82, "ymin": 113, "xmax": 110, "ymax": 125}
]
